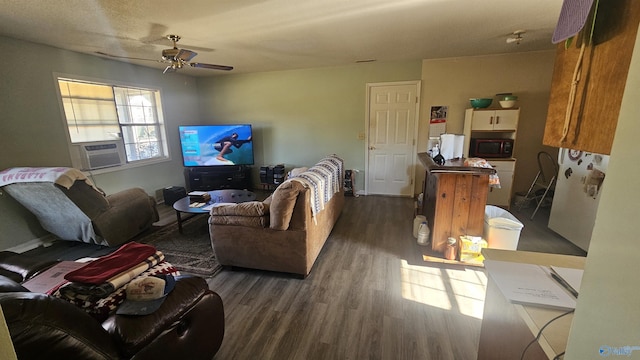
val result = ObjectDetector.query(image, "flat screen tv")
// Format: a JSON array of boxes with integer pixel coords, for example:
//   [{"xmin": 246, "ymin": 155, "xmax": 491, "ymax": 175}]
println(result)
[{"xmin": 179, "ymin": 124, "xmax": 254, "ymax": 167}]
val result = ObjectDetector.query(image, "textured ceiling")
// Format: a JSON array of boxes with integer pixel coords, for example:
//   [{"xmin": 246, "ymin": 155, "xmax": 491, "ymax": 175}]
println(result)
[{"xmin": 0, "ymin": 0, "xmax": 563, "ymax": 76}]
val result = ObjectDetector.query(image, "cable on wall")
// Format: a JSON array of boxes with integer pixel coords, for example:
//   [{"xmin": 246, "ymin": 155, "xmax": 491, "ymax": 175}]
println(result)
[{"xmin": 520, "ymin": 309, "xmax": 575, "ymax": 360}]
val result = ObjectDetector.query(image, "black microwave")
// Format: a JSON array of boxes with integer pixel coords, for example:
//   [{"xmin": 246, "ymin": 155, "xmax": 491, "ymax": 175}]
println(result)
[{"xmin": 470, "ymin": 138, "xmax": 514, "ymax": 158}]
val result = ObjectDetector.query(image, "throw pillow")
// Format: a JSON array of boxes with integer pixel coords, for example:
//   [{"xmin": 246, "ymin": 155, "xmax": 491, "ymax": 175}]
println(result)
[{"xmin": 269, "ymin": 180, "xmax": 305, "ymax": 230}]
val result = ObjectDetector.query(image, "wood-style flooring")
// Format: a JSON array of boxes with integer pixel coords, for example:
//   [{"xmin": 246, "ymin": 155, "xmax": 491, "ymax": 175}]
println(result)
[{"xmin": 159, "ymin": 195, "xmax": 585, "ymax": 360}]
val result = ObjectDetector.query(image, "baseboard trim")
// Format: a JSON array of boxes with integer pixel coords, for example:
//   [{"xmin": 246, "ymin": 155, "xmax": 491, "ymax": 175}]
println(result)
[{"xmin": 6, "ymin": 235, "xmax": 57, "ymax": 254}]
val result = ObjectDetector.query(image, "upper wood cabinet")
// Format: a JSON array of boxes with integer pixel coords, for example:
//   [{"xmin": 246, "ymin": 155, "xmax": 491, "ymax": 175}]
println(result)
[{"xmin": 543, "ymin": 0, "xmax": 640, "ymax": 155}]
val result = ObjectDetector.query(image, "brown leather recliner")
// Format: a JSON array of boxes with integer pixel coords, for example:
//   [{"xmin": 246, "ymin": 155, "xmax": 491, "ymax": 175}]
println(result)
[{"xmin": 0, "ymin": 252, "xmax": 225, "ymax": 360}]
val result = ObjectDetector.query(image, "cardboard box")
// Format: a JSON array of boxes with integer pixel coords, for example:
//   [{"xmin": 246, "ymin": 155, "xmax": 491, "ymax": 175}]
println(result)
[{"xmin": 460, "ymin": 235, "xmax": 487, "ymax": 263}]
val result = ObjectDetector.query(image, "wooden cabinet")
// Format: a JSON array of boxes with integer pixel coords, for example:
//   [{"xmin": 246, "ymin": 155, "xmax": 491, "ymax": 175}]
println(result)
[
  {"xmin": 185, "ymin": 166, "xmax": 252, "ymax": 191},
  {"xmin": 486, "ymin": 159, "xmax": 516, "ymax": 208},
  {"xmin": 470, "ymin": 109, "xmax": 519, "ymax": 131},
  {"xmin": 543, "ymin": 0, "xmax": 640, "ymax": 154}
]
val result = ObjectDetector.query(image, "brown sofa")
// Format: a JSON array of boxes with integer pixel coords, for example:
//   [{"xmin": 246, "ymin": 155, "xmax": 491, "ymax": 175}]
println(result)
[{"xmin": 208, "ymin": 156, "xmax": 344, "ymax": 277}]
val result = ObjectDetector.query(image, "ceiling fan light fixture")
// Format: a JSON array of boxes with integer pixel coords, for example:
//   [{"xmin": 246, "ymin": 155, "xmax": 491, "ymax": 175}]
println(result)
[{"xmin": 506, "ymin": 30, "xmax": 526, "ymax": 45}]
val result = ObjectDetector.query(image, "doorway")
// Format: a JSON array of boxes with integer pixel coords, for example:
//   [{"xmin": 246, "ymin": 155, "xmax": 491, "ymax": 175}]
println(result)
[{"xmin": 365, "ymin": 81, "xmax": 421, "ymax": 196}]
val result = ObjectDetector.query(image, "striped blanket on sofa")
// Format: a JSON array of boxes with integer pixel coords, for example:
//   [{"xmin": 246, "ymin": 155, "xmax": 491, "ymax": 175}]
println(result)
[{"xmin": 291, "ymin": 155, "xmax": 343, "ymax": 219}]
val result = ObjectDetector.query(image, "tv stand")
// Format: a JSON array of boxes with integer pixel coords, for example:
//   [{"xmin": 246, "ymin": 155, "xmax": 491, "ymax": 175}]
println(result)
[{"xmin": 185, "ymin": 166, "xmax": 252, "ymax": 191}]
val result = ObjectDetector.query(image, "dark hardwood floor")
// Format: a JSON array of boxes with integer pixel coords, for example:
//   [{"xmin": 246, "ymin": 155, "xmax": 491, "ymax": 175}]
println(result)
[{"xmin": 192, "ymin": 195, "xmax": 585, "ymax": 360}]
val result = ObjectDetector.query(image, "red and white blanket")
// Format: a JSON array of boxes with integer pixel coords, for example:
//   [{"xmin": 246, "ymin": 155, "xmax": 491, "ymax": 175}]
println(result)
[{"xmin": 0, "ymin": 167, "xmax": 97, "ymax": 190}]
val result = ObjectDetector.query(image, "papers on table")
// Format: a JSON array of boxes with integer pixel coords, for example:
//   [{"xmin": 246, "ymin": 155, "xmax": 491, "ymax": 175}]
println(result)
[
  {"xmin": 484, "ymin": 260, "xmax": 583, "ymax": 310},
  {"xmin": 202, "ymin": 202, "xmax": 236, "ymax": 211},
  {"xmin": 202, "ymin": 204, "xmax": 214, "ymax": 211}
]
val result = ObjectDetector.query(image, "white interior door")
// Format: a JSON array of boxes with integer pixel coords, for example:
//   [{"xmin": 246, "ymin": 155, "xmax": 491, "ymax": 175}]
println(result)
[{"xmin": 366, "ymin": 81, "xmax": 420, "ymax": 196}]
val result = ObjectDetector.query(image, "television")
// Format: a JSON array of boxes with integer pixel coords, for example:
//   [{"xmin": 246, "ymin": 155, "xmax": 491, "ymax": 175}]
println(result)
[{"xmin": 179, "ymin": 124, "xmax": 254, "ymax": 167}]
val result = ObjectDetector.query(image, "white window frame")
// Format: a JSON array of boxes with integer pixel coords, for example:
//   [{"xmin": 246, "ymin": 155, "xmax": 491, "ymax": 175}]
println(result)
[{"xmin": 54, "ymin": 73, "xmax": 171, "ymax": 173}]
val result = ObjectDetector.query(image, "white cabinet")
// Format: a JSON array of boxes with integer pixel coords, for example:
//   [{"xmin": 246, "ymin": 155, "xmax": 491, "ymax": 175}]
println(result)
[
  {"xmin": 463, "ymin": 108, "xmax": 520, "ymax": 159},
  {"xmin": 463, "ymin": 108, "xmax": 520, "ymax": 208},
  {"xmin": 470, "ymin": 109, "xmax": 520, "ymax": 131},
  {"xmin": 486, "ymin": 159, "xmax": 516, "ymax": 207}
]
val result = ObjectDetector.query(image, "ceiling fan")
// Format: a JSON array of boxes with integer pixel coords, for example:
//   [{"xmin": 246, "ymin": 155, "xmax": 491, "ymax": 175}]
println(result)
[{"xmin": 97, "ymin": 35, "xmax": 233, "ymax": 74}]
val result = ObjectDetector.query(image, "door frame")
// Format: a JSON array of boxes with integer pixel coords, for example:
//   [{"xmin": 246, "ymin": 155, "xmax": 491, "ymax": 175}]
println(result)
[{"xmin": 364, "ymin": 80, "xmax": 421, "ymax": 196}]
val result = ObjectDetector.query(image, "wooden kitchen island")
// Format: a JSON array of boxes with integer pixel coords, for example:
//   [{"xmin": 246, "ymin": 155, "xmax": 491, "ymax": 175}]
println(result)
[{"xmin": 418, "ymin": 153, "xmax": 496, "ymax": 254}]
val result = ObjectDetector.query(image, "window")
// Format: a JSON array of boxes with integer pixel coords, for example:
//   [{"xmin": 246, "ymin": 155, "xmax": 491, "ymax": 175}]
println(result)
[{"xmin": 57, "ymin": 77, "xmax": 168, "ymax": 164}]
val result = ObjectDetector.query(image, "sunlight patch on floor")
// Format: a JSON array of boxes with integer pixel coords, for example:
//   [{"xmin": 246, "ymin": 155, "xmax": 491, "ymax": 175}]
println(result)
[
  {"xmin": 400, "ymin": 259, "xmax": 488, "ymax": 319},
  {"xmin": 445, "ymin": 267, "xmax": 488, "ymax": 319},
  {"xmin": 400, "ymin": 259, "xmax": 451, "ymax": 310}
]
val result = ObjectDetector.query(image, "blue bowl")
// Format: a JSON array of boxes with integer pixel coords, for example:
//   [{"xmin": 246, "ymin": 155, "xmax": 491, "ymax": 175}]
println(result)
[{"xmin": 470, "ymin": 98, "xmax": 492, "ymax": 108}]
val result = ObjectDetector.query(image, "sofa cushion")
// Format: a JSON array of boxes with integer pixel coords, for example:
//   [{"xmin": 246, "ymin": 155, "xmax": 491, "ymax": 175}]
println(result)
[
  {"xmin": 209, "ymin": 215, "xmax": 267, "ymax": 227},
  {"xmin": 1, "ymin": 291, "xmax": 122, "ymax": 360},
  {"xmin": 102, "ymin": 276, "xmax": 213, "ymax": 358},
  {"xmin": 0, "ymin": 275, "xmax": 28, "ymax": 292},
  {"xmin": 0, "ymin": 251, "xmax": 59, "ymax": 283},
  {"xmin": 57, "ymin": 181, "xmax": 109, "ymax": 219},
  {"xmin": 209, "ymin": 201, "xmax": 268, "ymax": 217},
  {"xmin": 269, "ymin": 180, "xmax": 305, "ymax": 230}
]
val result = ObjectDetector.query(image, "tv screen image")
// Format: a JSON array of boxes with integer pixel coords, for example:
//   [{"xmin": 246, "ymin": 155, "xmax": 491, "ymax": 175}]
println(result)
[{"xmin": 179, "ymin": 124, "xmax": 254, "ymax": 167}]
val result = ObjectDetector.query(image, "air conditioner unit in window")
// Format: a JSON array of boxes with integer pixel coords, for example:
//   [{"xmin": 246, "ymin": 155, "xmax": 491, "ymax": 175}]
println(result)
[{"xmin": 78, "ymin": 141, "xmax": 125, "ymax": 170}]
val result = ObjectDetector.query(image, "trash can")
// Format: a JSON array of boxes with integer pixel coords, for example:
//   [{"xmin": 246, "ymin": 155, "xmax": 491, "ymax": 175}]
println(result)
[{"xmin": 484, "ymin": 205, "xmax": 524, "ymax": 250}]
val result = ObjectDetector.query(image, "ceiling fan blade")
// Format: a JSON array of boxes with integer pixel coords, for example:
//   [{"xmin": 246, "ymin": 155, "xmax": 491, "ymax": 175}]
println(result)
[
  {"xmin": 95, "ymin": 51, "xmax": 161, "ymax": 63},
  {"xmin": 163, "ymin": 65, "xmax": 177, "ymax": 74},
  {"xmin": 176, "ymin": 49, "xmax": 197, "ymax": 62},
  {"xmin": 189, "ymin": 62, "xmax": 234, "ymax": 71}
]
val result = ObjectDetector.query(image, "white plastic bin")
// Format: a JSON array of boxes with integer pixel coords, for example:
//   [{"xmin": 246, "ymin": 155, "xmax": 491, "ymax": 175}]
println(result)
[{"xmin": 484, "ymin": 205, "xmax": 524, "ymax": 250}]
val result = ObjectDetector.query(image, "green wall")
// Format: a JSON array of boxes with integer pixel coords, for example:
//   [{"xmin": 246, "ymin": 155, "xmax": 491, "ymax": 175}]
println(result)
[
  {"xmin": 196, "ymin": 61, "xmax": 422, "ymax": 187},
  {"xmin": 0, "ymin": 36, "xmax": 198, "ymax": 250}
]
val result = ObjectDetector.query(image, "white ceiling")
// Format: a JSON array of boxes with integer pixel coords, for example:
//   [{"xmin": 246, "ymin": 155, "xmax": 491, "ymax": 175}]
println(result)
[{"xmin": 0, "ymin": 0, "xmax": 563, "ymax": 76}]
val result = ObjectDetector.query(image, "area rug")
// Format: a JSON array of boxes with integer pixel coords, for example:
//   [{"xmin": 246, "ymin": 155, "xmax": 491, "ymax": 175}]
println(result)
[{"xmin": 136, "ymin": 215, "xmax": 222, "ymax": 277}]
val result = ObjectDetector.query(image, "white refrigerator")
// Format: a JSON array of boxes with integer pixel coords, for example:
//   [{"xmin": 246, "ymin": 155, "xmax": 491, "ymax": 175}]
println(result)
[{"xmin": 548, "ymin": 148, "xmax": 609, "ymax": 251}]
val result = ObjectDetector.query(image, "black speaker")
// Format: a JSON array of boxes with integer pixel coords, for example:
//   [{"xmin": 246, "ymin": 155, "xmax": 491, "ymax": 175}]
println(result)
[
  {"xmin": 273, "ymin": 164, "xmax": 285, "ymax": 184},
  {"xmin": 260, "ymin": 166, "xmax": 269, "ymax": 183},
  {"xmin": 163, "ymin": 186, "xmax": 187, "ymax": 205}
]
